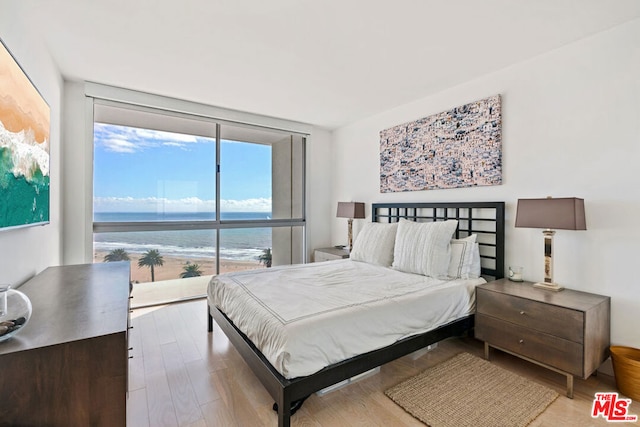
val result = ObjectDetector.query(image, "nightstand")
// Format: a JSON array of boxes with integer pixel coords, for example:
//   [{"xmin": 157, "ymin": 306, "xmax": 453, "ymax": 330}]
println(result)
[
  {"xmin": 475, "ymin": 278, "xmax": 610, "ymax": 398},
  {"xmin": 314, "ymin": 247, "xmax": 350, "ymax": 262}
]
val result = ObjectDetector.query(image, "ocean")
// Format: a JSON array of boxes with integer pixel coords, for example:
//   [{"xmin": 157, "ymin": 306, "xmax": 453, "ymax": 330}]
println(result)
[{"xmin": 93, "ymin": 212, "xmax": 272, "ymax": 261}]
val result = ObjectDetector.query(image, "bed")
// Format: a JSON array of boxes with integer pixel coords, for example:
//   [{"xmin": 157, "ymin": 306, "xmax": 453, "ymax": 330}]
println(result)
[{"xmin": 207, "ymin": 201, "xmax": 505, "ymax": 427}]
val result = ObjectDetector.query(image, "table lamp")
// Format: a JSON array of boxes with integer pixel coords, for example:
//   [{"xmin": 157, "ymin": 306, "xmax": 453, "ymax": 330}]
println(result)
[
  {"xmin": 336, "ymin": 202, "xmax": 365, "ymax": 251},
  {"xmin": 515, "ymin": 197, "xmax": 586, "ymax": 291}
]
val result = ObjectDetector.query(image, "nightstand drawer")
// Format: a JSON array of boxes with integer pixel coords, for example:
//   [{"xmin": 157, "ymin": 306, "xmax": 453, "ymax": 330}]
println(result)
[
  {"xmin": 476, "ymin": 314, "xmax": 583, "ymax": 376},
  {"xmin": 314, "ymin": 247, "xmax": 349, "ymax": 262},
  {"xmin": 476, "ymin": 279, "xmax": 610, "ymax": 397},
  {"xmin": 477, "ymin": 290, "xmax": 583, "ymax": 343}
]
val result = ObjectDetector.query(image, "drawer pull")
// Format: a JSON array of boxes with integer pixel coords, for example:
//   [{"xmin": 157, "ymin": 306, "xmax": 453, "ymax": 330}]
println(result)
[
  {"xmin": 519, "ymin": 339, "xmax": 524, "ymax": 344},
  {"xmin": 519, "ymin": 311, "xmax": 525, "ymax": 315}
]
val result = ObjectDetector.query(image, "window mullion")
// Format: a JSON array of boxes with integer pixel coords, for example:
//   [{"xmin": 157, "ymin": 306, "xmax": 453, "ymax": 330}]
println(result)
[{"xmin": 215, "ymin": 122, "xmax": 221, "ymax": 274}]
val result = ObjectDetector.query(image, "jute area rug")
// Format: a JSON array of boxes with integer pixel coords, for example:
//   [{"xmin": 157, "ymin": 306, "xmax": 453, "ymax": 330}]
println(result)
[{"xmin": 385, "ymin": 352, "xmax": 559, "ymax": 427}]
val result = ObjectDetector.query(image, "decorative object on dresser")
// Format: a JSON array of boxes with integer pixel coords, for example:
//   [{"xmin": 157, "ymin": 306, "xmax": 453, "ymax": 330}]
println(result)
[
  {"xmin": 336, "ymin": 201, "xmax": 365, "ymax": 251},
  {"xmin": 475, "ymin": 278, "xmax": 610, "ymax": 398},
  {"xmin": 0, "ymin": 284, "xmax": 32, "ymax": 342},
  {"xmin": 0, "ymin": 262, "xmax": 131, "ymax": 426},
  {"xmin": 515, "ymin": 197, "xmax": 586, "ymax": 291},
  {"xmin": 380, "ymin": 94, "xmax": 502, "ymax": 193},
  {"xmin": 314, "ymin": 246, "xmax": 350, "ymax": 262}
]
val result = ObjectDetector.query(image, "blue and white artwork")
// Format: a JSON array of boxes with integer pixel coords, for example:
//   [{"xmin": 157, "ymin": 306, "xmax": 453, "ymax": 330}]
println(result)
[{"xmin": 380, "ymin": 95, "xmax": 501, "ymax": 193}]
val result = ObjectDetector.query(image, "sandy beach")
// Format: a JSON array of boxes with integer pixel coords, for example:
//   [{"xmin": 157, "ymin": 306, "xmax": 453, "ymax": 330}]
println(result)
[{"xmin": 93, "ymin": 251, "xmax": 264, "ymax": 283}]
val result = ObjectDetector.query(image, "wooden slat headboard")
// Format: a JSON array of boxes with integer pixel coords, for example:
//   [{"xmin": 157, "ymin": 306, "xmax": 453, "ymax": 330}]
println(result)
[{"xmin": 372, "ymin": 201, "xmax": 505, "ymax": 280}]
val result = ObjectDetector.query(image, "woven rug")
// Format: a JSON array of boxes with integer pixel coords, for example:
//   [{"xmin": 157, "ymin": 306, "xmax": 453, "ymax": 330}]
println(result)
[{"xmin": 385, "ymin": 352, "xmax": 558, "ymax": 427}]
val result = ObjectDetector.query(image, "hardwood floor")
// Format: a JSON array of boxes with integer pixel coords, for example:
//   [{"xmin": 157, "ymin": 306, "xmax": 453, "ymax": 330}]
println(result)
[
  {"xmin": 127, "ymin": 299, "xmax": 640, "ymax": 427},
  {"xmin": 130, "ymin": 276, "xmax": 210, "ymax": 308}
]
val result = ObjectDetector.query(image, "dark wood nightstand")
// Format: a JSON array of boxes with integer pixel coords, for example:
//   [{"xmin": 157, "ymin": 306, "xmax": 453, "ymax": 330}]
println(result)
[
  {"xmin": 475, "ymin": 278, "xmax": 610, "ymax": 398},
  {"xmin": 314, "ymin": 247, "xmax": 350, "ymax": 262}
]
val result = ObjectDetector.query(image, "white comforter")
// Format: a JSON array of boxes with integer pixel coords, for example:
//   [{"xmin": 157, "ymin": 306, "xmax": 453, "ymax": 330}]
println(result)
[{"xmin": 208, "ymin": 259, "xmax": 484, "ymax": 379}]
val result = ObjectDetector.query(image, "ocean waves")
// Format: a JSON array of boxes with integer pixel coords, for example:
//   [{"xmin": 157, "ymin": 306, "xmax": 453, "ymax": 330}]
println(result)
[
  {"xmin": 94, "ymin": 240, "xmax": 265, "ymax": 261},
  {"xmin": 0, "ymin": 121, "xmax": 49, "ymax": 180},
  {"xmin": 93, "ymin": 226, "xmax": 272, "ymax": 262}
]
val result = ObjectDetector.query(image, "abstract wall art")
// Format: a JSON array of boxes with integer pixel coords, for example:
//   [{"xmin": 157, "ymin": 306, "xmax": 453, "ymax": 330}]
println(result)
[
  {"xmin": 0, "ymin": 38, "xmax": 50, "ymax": 230},
  {"xmin": 380, "ymin": 95, "xmax": 501, "ymax": 193}
]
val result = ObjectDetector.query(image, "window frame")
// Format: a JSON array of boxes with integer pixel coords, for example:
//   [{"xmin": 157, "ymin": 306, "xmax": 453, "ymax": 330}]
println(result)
[{"xmin": 90, "ymin": 97, "xmax": 307, "ymax": 273}]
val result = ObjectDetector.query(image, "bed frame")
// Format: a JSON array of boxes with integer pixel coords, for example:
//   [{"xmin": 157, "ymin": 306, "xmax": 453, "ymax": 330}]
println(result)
[{"xmin": 208, "ymin": 201, "xmax": 505, "ymax": 427}]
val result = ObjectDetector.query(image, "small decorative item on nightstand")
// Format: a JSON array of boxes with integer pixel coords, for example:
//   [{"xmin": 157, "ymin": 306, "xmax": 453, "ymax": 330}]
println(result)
[{"xmin": 508, "ymin": 266, "xmax": 523, "ymax": 282}]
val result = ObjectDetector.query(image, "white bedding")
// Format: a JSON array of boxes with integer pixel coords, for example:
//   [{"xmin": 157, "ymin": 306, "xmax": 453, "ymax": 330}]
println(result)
[{"xmin": 208, "ymin": 259, "xmax": 484, "ymax": 379}]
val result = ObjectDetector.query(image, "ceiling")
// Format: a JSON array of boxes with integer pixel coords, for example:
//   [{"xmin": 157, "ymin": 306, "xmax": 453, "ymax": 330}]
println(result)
[{"xmin": 13, "ymin": 0, "xmax": 640, "ymax": 129}]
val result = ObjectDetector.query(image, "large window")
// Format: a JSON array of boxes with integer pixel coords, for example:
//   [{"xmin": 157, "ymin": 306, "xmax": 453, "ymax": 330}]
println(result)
[{"xmin": 92, "ymin": 102, "xmax": 305, "ymax": 307}]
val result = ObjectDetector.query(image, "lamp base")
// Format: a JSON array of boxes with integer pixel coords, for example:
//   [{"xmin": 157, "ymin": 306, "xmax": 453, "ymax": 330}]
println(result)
[{"xmin": 533, "ymin": 282, "xmax": 564, "ymax": 292}]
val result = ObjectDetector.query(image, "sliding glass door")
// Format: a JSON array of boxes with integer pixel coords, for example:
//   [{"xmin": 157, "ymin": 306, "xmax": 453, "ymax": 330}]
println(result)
[{"xmin": 92, "ymin": 102, "xmax": 305, "ymax": 307}]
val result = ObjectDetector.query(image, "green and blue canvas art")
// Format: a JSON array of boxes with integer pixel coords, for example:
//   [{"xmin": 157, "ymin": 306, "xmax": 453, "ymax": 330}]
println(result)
[{"xmin": 0, "ymin": 40, "xmax": 50, "ymax": 230}]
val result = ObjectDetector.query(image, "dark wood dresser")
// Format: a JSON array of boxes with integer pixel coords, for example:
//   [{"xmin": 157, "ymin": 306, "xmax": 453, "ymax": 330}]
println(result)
[
  {"xmin": 0, "ymin": 262, "xmax": 131, "ymax": 426},
  {"xmin": 475, "ymin": 278, "xmax": 610, "ymax": 398}
]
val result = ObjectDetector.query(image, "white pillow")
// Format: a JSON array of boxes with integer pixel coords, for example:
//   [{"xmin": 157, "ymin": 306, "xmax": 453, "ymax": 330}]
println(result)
[
  {"xmin": 470, "ymin": 243, "xmax": 481, "ymax": 277},
  {"xmin": 350, "ymin": 222, "xmax": 398, "ymax": 267},
  {"xmin": 392, "ymin": 219, "xmax": 458, "ymax": 278},
  {"xmin": 449, "ymin": 234, "xmax": 481, "ymax": 279}
]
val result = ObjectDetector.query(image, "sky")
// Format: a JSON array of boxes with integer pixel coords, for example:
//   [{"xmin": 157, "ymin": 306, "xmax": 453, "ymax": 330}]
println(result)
[{"xmin": 93, "ymin": 123, "xmax": 272, "ymax": 212}]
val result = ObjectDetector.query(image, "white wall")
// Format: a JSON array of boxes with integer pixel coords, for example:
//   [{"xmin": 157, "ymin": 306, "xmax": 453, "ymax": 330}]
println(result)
[
  {"xmin": 305, "ymin": 128, "xmax": 333, "ymax": 256},
  {"xmin": 61, "ymin": 81, "xmax": 92, "ymax": 264},
  {"xmin": 331, "ymin": 19, "xmax": 640, "ymax": 348},
  {"xmin": 0, "ymin": 6, "xmax": 63, "ymax": 286}
]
